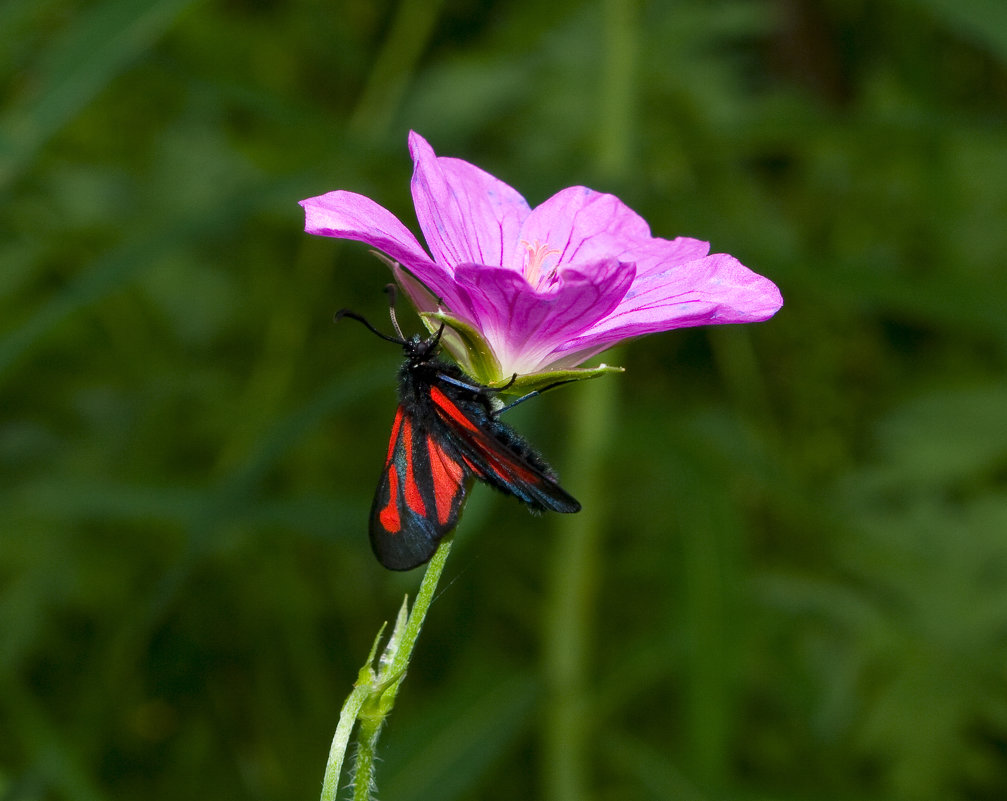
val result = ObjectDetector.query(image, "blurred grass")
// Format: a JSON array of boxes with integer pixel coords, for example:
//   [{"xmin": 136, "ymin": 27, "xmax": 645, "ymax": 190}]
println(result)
[{"xmin": 2, "ymin": 0, "xmax": 1007, "ymax": 800}]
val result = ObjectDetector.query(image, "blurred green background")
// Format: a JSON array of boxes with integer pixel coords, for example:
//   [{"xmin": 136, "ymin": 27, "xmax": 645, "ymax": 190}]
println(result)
[{"xmin": 3, "ymin": 0, "xmax": 1007, "ymax": 799}]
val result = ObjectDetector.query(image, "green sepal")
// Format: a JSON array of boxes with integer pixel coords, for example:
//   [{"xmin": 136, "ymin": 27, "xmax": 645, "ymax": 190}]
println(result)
[
  {"xmin": 420, "ymin": 311, "xmax": 624, "ymax": 393},
  {"xmin": 488, "ymin": 364, "xmax": 625, "ymax": 397},
  {"xmin": 420, "ymin": 311, "xmax": 503, "ymax": 384},
  {"xmin": 358, "ymin": 598, "xmax": 410, "ymax": 721},
  {"xmin": 354, "ymin": 620, "xmax": 387, "ymax": 688}
]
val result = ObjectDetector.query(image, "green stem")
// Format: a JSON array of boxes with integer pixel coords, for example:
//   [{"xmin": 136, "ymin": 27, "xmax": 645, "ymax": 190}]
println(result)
[
  {"xmin": 351, "ymin": 716, "xmax": 382, "ymax": 801},
  {"xmin": 390, "ymin": 534, "xmax": 454, "ymax": 681},
  {"xmin": 319, "ymin": 535, "xmax": 454, "ymax": 801},
  {"xmin": 597, "ymin": 0, "xmax": 637, "ymax": 181},
  {"xmin": 541, "ymin": 1, "xmax": 635, "ymax": 799},
  {"xmin": 348, "ymin": 0, "xmax": 446, "ymax": 137},
  {"xmin": 542, "ymin": 369, "xmax": 620, "ymax": 801},
  {"xmin": 319, "ymin": 682, "xmax": 371, "ymax": 801}
]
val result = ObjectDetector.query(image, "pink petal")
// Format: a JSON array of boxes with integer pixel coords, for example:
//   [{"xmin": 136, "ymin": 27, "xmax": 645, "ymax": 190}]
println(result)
[
  {"xmin": 451, "ymin": 259, "xmax": 635, "ymax": 374},
  {"xmin": 626, "ymin": 236, "xmax": 711, "ymax": 275},
  {"xmin": 517, "ymin": 187, "xmax": 652, "ymax": 270},
  {"xmin": 408, "ymin": 131, "xmax": 530, "ymax": 271},
  {"xmin": 563, "ymin": 253, "xmax": 784, "ymax": 355},
  {"xmin": 300, "ymin": 190, "xmax": 460, "ymax": 306}
]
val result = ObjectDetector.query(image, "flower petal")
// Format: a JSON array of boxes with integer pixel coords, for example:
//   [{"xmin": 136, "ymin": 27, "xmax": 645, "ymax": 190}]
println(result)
[
  {"xmin": 300, "ymin": 190, "xmax": 460, "ymax": 306},
  {"xmin": 627, "ymin": 236, "xmax": 711, "ymax": 275},
  {"xmin": 561, "ymin": 252, "xmax": 784, "ymax": 358},
  {"xmin": 517, "ymin": 187, "xmax": 652, "ymax": 270},
  {"xmin": 451, "ymin": 259, "xmax": 634, "ymax": 376},
  {"xmin": 409, "ymin": 131, "xmax": 530, "ymax": 271}
]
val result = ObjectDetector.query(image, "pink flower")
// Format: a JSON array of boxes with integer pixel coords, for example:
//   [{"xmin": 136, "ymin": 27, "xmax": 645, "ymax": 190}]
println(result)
[{"xmin": 301, "ymin": 132, "xmax": 782, "ymax": 383}]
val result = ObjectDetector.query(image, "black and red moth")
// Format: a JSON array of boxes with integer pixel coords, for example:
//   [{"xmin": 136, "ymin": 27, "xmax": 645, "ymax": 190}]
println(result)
[{"xmin": 337, "ymin": 306, "xmax": 581, "ymax": 571}]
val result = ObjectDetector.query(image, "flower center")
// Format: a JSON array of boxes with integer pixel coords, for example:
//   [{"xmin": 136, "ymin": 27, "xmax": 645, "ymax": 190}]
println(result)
[{"xmin": 520, "ymin": 240, "xmax": 560, "ymax": 288}]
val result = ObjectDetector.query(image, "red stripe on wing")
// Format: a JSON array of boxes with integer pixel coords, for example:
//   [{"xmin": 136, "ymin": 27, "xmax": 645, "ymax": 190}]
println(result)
[
  {"xmin": 482, "ymin": 448, "xmax": 539, "ymax": 484},
  {"xmin": 430, "ymin": 387, "xmax": 540, "ymax": 484},
  {"xmin": 400, "ymin": 416, "xmax": 427, "ymax": 517},
  {"xmin": 425, "ymin": 433, "xmax": 465, "ymax": 526},
  {"xmin": 378, "ymin": 463, "xmax": 401, "ymax": 534},
  {"xmin": 385, "ymin": 407, "xmax": 404, "ymax": 464},
  {"xmin": 427, "ymin": 381, "xmax": 578, "ymax": 513},
  {"xmin": 430, "ymin": 386, "xmax": 480, "ymax": 432}
]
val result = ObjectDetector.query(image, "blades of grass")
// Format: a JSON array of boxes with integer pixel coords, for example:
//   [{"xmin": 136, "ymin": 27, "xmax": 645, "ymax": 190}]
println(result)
[
  {"xmin": 859, "ymin": 382, "xmax": 1007, "ymax": 492},
  {"xmin": 348, "ymin": 0, "xmax": 447, "ymax": 138},
  {"xmin": 542, "ymin": 368, "xmax": 620, "ymax": 801},
  {"xmin": 208, "ymin": 363, "xmax": 389, "ymax": 503},
  {"xmin": 811, "ymin": 263, "xmax": 1007, "ymax": 344},
  {"xmin": 3, "ymin": 480, "xmax": 205, "ymax": 525},
  {"xmin": 0, "ymin": 227, "xmax": 187, "ymax": 382},
  {"xmin": 381, "ymin": 671, "xmax": 539, "ymax": 801},
  {"xmin": 541, "ymin": 3, "xmax": 637, "ymax": 798},
  {"xmin": 0, "ymin": 0, "xmax": 197, "ymax": 195},
  {"xmin": 907, "ymin": 0, "xmax": 1007, "ymax": 64},
  {"xmin": 0, "ymin": 674, "xmax": 110, "ymax": 801},
  {"xmin": 0, "ymin": 0, "xmax": 62, "ymax": 67},
  {"xmin": 93, "ymin": 364, "xmax": 389, "ymax": 692},
  {"xmin": 2, "ymin": 479, "xmax": 362, "ymax": 543},
  {"xmin": 596, "ymin": 0, "xmax": 637, "ymax": 180},
  {"xmin": 604, "ymin": 731, "xmax": 710, "ymax": 801},
  {"xmin": 677, "ymin": 476, "xmax": 742, "ymax": 788},
  {"xmin": 0, "ymin": 176, "xmax": 301, "ymax": 386}
]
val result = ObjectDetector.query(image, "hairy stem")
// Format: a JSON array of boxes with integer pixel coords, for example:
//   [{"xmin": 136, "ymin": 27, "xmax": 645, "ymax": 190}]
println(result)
[{"xmin": 320, "ymin": 536, "xmax": 454, "ymax": 801}]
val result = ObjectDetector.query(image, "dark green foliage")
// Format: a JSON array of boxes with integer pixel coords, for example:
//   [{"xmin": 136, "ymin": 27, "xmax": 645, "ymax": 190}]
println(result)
[{"xmin": 2, "ymin": 0, "xmax": 1006, "ymax": 799}]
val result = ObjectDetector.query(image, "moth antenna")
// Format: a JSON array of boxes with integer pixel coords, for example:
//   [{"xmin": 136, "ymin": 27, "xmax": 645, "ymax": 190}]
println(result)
[{"xmin": 333, "ymin": 308, "xmax": 405, "ymax": 345}]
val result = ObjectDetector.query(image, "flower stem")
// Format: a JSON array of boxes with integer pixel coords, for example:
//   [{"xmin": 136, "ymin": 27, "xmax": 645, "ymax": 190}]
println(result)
[
  {"xmin": 319, "ymin": 535, "xmax": 454, "ymax": 801},
  {"xmin": 319, "ymin": 682, "xmax": 370, "ymax": 801},
  {"xmin": 351, "ymin": 716, "xmax": 382, "ymax": 801},
  {"xmin": 386, "ymin": 533, "xmax": 454, "ymax": 683},
  {"xmin": 542, "ymin": 368, "xmax": 619, "ymax": 801}
]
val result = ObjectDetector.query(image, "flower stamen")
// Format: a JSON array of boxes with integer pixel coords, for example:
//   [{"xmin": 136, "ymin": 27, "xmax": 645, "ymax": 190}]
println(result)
[{"xmin": 521, "ymin": 240, "xmax": 561, "ymax": 288}]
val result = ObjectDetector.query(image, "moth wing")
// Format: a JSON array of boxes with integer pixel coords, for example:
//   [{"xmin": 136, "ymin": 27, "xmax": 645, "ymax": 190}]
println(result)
[
  {"xmin": 369, "ymin": 406, "xmax": 472, "ymax": 570},
  {"xmin": 428, "ymin": 386, "xmax": 581, "ymax": 514}
]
